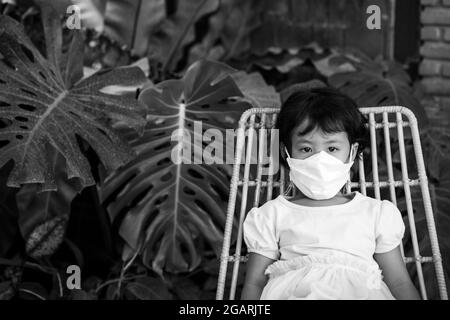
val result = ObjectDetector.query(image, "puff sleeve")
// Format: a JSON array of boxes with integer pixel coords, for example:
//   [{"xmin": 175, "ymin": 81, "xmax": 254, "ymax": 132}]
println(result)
[
  {"xmin": 243, "ymin": 207, "xmax": 280, "ymax": 260},
  {"xmin": 375, "ymin": 200, "xmax": 406, "ymax": 254}
]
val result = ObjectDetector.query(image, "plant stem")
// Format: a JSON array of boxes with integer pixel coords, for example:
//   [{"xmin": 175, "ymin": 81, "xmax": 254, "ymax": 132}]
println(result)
[
  {"xmin": 95, "ymin": 274, "xmax": 146, "ymax": 294},
  {"xmin": 18, "ymin": 289, "xmax": 46, "ymax": 300},
  {"xmin": 115, "ymin": 249, "xmax": 140, "ymax": 298}
]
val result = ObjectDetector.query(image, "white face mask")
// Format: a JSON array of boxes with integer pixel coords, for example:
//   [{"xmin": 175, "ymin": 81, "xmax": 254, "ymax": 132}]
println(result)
[{"xmin": 285, "ymin": 145, "xmax": 355, "ymax": 200}]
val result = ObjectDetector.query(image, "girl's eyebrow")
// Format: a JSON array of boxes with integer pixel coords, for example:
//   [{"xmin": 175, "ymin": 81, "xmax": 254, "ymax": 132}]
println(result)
[
  {"xmin": 326, "ymin": 139, "xmax": 343, "ymax": 143},
  {"xmin": 295, "ymin": 137, "xmax": 344, "ymax": 143}
]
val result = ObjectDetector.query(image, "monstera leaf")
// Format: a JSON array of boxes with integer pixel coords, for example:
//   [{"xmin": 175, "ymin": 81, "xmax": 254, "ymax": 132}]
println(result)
[
  {"xmin": 329, "ymin": 58, "xmax": 429, "ymax": 130},
  {"xmin": 102, "ymin": 0, "xmax": 166, "ymax": 57},
  {"xmin": 188, "ymin": 0, "xmax": 263, "ymax": 63},
  {"xmin": 99, "ymin": 60, "xmax": 279, "ymax": 277},
  {"xmin": 231, "ymin": 71, "xmax": 281, "ymax": 108},
  {"xmin": 53, "ymin": 0, "xmax": 165, "ymax": 57},
  {"xmin": 0, "ymin": 12, "xmax": 147, "ymax": 191},
  {"xmin": 148, "ymin": 0, "xmax": 219, "ymax": 73},
  {"xmin": 68, "ymin": 0, "xmax": 211, "ymax": 69}
]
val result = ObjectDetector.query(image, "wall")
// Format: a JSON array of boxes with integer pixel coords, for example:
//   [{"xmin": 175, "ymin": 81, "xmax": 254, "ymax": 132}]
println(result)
[{"xmin": 420, "ymin": 0, "xmax": 450, "ymax": 129}]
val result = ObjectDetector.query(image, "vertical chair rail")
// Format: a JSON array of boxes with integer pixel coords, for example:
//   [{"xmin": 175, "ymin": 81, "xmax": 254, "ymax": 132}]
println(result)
[
  {"xmin": 253, "ymin": 114, "xmax": 267, "ymax": 208},
  {"xmin": 359, "ymin": 153, "xmax": 367, "ymax": 196},
  {"xmin": 266, "ymin": 113, "xmax": 278, "ymax": 202},
  {"xmin": 229, "ymin": 114, "xmax": 256, "ymax": 299},
  {"xmin": 382, "ymin": 112, "xmax": 405, "ymax": 259},
  {"xmin": 401, "ymin": 108, "xmax": 448, "ymax": 300},
  {"xmin": 382, "ymin": 112, "xmax": 398, "ymax": 205},
  {"xmin": 395, "ymin": 111, "xmax": 427, "ymax": 299},
  {"xmin": 369, "ymin": 113, "xmax": 381, "ymax": 200},
  {"xmin": 280, "ymin": 166, "xmax": 285, "ymax": 195},
  {"xmin": 216, "ymin": 119, "xmax": 247, "ymax": 300}
]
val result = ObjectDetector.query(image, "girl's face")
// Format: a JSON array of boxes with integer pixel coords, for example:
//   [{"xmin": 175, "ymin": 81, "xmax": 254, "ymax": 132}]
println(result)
[{"xmin": 290, "ymin": 120, "xmax": 357, "ymax": 163}]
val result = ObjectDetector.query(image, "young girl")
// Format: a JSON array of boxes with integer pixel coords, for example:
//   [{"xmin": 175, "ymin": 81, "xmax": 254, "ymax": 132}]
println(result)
[{"xmin": 241, "ymin": 88, "xmax": 421, "ymax": 300}]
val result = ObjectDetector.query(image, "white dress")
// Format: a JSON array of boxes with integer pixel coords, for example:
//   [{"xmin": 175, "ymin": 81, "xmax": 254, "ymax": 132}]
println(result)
[{"xmin": 242, "ymin": 191, "xmax": 406, "ymax": 300}]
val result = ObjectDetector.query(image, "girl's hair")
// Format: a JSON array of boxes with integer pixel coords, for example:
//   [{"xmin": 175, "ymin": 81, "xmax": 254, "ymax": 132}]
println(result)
[{"xmin": 276, "ymin": 87, "xmax": 369, "ymax": 167}]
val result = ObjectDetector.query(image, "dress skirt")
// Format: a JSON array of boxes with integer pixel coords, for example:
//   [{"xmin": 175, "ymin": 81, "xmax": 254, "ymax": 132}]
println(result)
[{"xmin": 260, "ymin": 252, "xmax": 396, "ymax": 300}]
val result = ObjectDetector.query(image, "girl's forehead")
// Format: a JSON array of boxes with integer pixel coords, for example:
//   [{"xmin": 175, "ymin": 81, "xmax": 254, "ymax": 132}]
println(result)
[{"xmin": 292, "ymin": 122, "xmax": 348, "ymax": 142}]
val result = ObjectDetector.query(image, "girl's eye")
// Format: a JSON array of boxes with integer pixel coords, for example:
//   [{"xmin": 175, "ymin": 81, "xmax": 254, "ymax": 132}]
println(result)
[
  {"xmin": 301, "ymin": 147, "xmax": 312, "ymax": 152},
  {"xmin": 328, "ymin": 147, "xmax": 338, "ymax": 152}
]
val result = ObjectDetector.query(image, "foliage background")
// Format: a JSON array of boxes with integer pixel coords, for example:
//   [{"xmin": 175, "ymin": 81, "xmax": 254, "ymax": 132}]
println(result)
[{"xmin": 0, "ymin": 0, "xmax": 448, "ymax": 300}]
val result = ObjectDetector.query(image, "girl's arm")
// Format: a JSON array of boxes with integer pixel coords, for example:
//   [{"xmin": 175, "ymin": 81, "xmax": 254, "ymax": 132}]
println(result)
[
  {"xmin": 241, "ymin": 253, "xmax": 276, "ymax": 300},
  {"xmin": 374, "ymin": 245, "xmax": 421, "ymax": 300}
]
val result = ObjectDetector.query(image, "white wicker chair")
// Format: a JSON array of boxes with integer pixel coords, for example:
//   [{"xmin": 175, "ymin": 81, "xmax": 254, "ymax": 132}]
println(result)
[{"xmin": 216, "ymin": 106, "xmax": 448, "ymax": 300}]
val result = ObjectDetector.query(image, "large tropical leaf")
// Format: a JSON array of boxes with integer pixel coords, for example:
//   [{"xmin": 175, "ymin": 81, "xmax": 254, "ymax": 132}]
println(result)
[
  {"xmin": 188, "ymin": 0, "xmax": 263, "ymax": 63},
  {"xmin": 422, "ymin": 127, "xmax": 450, "ymax": 179},
  {"xmin": 148, "ymin": 0, "xmax": 219, "ymax": 73},
  {"xmin": 422, "ymin": 129, "xmax": 450, "ymax": 226},
  {"xmin": 231, "ymin": 71, "xmax": 281, "ymax": 108},
  {"xmin": 329, "ymin": 58, "xmax": 429, "ymax": 130},
  {"xmin": 99, "ymin": 60, "xmax": 279, "ymax": 278},
  {"xmin": 62, "ymin": 0, "xmax": 166, "ymax": 57},
  {"xmin": 102, "ymin": 0, "xmax": 166, "ymax": 57},
  {"xmin": 0, "ymin": 13, "xmax": 147, "ymax": 191}
]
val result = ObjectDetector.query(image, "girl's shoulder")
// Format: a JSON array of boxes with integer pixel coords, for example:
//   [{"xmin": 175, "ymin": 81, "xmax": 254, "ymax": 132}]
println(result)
[
  {"xmin": 355, "ymin": 192, "xmax": 397, "ymax": 209},
  {"xmin": 351, "ymin": 193, "xmax": 402, "ymax": 224},
  {"xmin": 250, "ymin": 196, "xmax": 284, "ymax": 214},
  {"xmin": 355, "ymin": 192, "xmax": 382, "ymax": 205},
  {"xmin": 246, "ymin": 196, "xmax": 293, "ymax": 222}
]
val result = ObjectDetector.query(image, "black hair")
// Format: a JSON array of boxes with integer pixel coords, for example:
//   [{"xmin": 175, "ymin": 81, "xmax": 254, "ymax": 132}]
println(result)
[{"xmin": 276, "ymin": 87, "xmax": 369, "ymax": 166}]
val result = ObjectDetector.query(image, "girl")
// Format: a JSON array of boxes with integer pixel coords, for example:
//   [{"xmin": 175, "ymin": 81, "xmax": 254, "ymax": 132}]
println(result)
[{"xmin": 241, "ymin": 87, "xmax": 421, "ymax": 300}]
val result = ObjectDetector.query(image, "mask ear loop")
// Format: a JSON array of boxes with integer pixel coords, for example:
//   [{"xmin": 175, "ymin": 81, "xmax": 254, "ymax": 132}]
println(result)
[
  {"xmin": 283, "ymin": 147, "xmax": 294, "ymax": 197},
  {"xmin": 345, "ymin": 144, "xmax": 355, "ymax": 194},
  {"xmin": 284, "ymin": 147, "xmax": 291, "ymax": 159}
]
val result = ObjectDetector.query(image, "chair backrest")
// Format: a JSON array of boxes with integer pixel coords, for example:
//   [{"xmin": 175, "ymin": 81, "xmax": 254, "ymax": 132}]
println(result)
[{"xmin": 216, "ymin": 106, "xmax": 448, "ymax": 300}]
